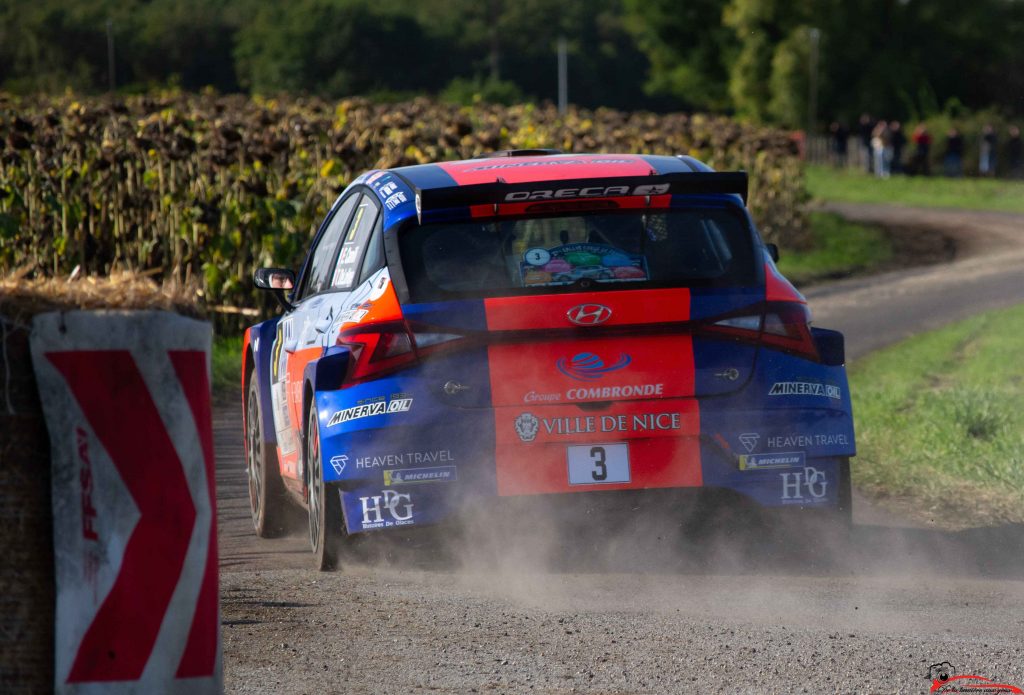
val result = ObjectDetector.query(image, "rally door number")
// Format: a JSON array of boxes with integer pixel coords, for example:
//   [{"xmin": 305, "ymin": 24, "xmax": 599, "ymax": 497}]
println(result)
[{"xmin": 567, "ymin": 443, "xmax": 630, "ymax": 485}]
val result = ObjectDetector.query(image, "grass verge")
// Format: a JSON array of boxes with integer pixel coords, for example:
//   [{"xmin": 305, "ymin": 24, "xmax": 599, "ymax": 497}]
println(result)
[
  {"xmin": 212, "ymin": 334, "xmax": 243, "ymax": 402},
  {"xmin": 850, "ymin": 303, "xmax": 1024, "ymax": 528},
  {"xmin": 776, "ymin": 211, "xmax": 893, "ymax": 286},
  {"xmin": 806, "ymin": 163, "xmax": 1024, "ymax": 213}
]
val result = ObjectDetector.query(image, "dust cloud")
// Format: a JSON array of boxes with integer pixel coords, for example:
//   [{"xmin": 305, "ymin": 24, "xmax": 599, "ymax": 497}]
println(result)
[{"xmin": 342, "ymin": 481, "xmax": 1024, "ymax": 638}]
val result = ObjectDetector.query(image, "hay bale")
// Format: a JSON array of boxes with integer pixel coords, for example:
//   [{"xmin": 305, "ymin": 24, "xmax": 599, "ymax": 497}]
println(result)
[{"xmin": 0, "ymin": 272, "xmax": 200, "ymax": 694}]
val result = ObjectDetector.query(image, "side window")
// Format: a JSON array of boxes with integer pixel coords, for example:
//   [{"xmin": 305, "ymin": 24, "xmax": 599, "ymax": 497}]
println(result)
[
  {"xmin": 330, "ymin": 196, "xmax": 379, "ymax": 290},
  {"xmin": 358, "ymin": 216, "xmax": 386, "ymax": 285},
  {"xmin": 301, "ymin": 194, "xmax": 359, "ymax": 298}
]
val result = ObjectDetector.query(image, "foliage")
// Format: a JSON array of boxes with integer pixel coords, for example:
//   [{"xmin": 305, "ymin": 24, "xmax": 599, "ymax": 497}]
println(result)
[
  {"xmin": 441, "ymin": 76, "xmax": 524, "ymax": 107},
  {"xmin": 766, "ymin": 27, "xmax": 813, "ymax": 128},
  {"xmin": 621, "ymin": 0, "xmax": 734, "ymax": 112},
  {"xmin": 627, "ymin": 0, "xmax": 1024, "ymax": 124},
  {"xmin": 805, "ymin": 165, "xmax": 1024, "ymax": 213},
  {"xmin": 850, "ymin": 303, "xmax": 1024, "ymax": 527},
  {"xmin": 233, "ymin": 0, "xmax": 438, "ymax": 98},
  {"xmin": 1, "ymin": 0, "xmax": 1023, "ymax": 123},
  {"xmin": 0, "ymin": 92, "xmax": 806, "ymax": 313},
  {"xmin": 212, "ymin": 333, "xmax": 243, "ymax": 399}
]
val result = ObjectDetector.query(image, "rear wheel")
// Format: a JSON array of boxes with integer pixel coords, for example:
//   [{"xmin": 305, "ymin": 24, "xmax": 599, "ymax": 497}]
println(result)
[
  {"xmin": 246, "ymin": 374, "xmax": 287, "ymax": 537},
  {"xmin": 306, "ymin": 402, "xmax": 344, "ymax": 570}
]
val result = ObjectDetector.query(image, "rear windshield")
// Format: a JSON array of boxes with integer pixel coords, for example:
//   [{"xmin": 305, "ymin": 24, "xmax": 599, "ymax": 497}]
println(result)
[{"xmin": 399, "ymin": 208, "xmax": 758, "ymax": 301}]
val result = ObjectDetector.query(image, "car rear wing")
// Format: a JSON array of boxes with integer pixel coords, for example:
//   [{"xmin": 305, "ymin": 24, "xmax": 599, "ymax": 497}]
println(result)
[{"xmin": 402, "ymin": 171, "xmax": 748, "ymax": 223}]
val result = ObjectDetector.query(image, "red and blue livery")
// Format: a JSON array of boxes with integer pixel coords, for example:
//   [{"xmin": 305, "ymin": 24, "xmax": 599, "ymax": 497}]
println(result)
[{"xmin": 241, "ymin": 150, "xmax": 856, "ymax": 569}]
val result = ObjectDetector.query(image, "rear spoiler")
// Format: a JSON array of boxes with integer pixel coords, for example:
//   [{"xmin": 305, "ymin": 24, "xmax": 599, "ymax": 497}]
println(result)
[{"xmin": 403, "ymin": 171, "xmax": 748, "ymax": 222}]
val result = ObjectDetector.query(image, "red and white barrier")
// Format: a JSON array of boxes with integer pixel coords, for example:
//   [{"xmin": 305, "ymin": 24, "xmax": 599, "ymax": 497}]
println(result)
[{"xmin": 31, "ymin": 311, "xmax": 220, "ymax": 694}]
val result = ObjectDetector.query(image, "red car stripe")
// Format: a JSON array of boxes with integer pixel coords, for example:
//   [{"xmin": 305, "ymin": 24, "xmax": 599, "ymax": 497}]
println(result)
[
  {"xmin": 484, "ymin": 288, "xmax": 691, "ymax": 331},
  {"xmin": 435, "ymin": 154, "xmax": 655, "ymax": 186},
  {"xmin": 170, "ymin": 351, "xmax": 219, "ymax": 678},
  {"xmin": 468, "ymin": 194, "xmax": 672, "ymax": 218},
  {"xmin": 49, "ymin": 351, "xmax": 197, "ymax": 683},
  {"xmin": 765, "ymin": 259, "xmax": 807, "ymax": 304},
  {"xmin": 485, "ymin": 285, "xmax": 700, "ymax": 495},
  {"xmin": 488, "ymin": 334, "xmax": 696, "ymax": 406},
  {"xmin": 493, "ymin": 402, "xmax": 702, "ymax": 496}
]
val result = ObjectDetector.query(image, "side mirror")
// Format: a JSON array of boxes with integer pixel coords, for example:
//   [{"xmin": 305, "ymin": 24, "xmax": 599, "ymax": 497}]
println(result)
[
  {"xmin": 766, "ymin": 243, "xmax": 780, "ymax": 263},
  {"xmin": 254, "ymin": 268, "xmax": 295, "ymax": 290},
  {"xmin": 254, "ymin": 268, "xmax": 296, "ymax": 311}
]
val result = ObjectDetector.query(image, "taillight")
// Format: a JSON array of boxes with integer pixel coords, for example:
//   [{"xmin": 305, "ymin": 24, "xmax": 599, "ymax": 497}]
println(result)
[
  {"xmin": 338, "ymin": 321, "xmax": 417, "ymax": 384},
  {"xmin": 760, "ymin": 302, "xmax": 818, "ymax": 360},
  {"xmin": 703, "ymin": 302, "xmax": 819, "ymax": 361},
  {"xmin": 337, "ymin": 321, "xmax": 465, "ymax": 385}
]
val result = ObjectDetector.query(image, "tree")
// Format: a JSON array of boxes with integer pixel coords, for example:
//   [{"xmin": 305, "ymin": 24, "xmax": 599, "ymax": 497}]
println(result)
[
  {"xmin": 767, "ymin": 26, "xmax": 812, "ymax": 127},
  {"xmin": 722, "ymin": 0, "xmax": 815, "ymax": 122},
  {"xmin": 622, "ymin": 0, "xmax": 734, "ymax": 111},
  {"xmin": 234, "ymin": 0, "xmax": 439, "ymax": 97}
]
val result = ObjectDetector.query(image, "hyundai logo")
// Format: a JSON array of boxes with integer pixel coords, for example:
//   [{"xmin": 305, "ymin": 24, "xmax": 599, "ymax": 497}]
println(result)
[{"xmin": 566, "ymin": 304, "xmax": 612, "ymax": 325}]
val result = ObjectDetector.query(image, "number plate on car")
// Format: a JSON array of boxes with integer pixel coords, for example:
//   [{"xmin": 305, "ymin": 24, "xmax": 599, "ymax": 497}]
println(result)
[{"xmin": 567, "ymin": 444, "xmax": 630, "ymax": 485}]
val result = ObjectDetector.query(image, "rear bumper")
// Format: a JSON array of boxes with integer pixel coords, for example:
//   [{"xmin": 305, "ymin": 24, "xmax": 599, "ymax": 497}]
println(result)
[
  {"xmin": 318, "ymin": 398, "xmax": 854, "ymax": 534},
  {"xmin": 315, "ymin": 335, "xmax": 856, "ymax": 534}
]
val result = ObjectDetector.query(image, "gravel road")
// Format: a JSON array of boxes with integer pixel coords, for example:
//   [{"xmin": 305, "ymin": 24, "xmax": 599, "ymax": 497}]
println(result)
[{"xmin": 219, "ymin": 203, "xmax": 1024, "ymax": 694}]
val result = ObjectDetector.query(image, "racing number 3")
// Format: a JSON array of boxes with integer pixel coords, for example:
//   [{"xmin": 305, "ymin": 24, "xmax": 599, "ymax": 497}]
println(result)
[
  {"xmin": 590, "ymin": 446, "xmax": 607, "ymax": 481},
  {"xmin": 567, "ymin": 443, "xmax": 627, "ymax": 486}
]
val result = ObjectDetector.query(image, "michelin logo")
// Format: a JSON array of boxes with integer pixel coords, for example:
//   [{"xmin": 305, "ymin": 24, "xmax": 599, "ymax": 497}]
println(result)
[
  {"xmin": 739, "ymin": 451, "xmax": 805, "ymax": 471},
  {"xmin": 384, "ymin": 466, "xmax": 457, "ymax": 486}
]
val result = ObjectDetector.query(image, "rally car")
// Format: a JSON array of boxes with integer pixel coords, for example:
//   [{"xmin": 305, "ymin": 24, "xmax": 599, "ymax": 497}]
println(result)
[{"xmin": 241, "ymin": 150, "xmax": 856, "ymax": 569}]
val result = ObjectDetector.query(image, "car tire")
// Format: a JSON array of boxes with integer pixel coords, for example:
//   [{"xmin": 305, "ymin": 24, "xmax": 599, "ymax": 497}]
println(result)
[
  {"xmin": 245, "ymin": 374, "xmax": 288, "ymax": 538},
  {"xmin": 306, "ymin": 402, "xmax": 344, "ymax": 571}
]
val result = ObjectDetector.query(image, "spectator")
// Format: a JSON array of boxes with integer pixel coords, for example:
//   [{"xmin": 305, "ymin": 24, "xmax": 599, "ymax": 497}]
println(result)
[
  {"xmin": 871, "ymin": 120, "xmax": 893, "ymax": 178},
  {"xmin": 979, "ymin": 124, "xmax": 997, "ymax": 176},
  {"xmin": 830, "ymin": 121, "xmax": 849, "ymax": 167},
  {"xmin": 858, "ymin": 113, "xmax": 875, "ymax": 173},
  {"xmin": 944, "ymin": 127, "xmax": 964, "ymax": 177},
  {"xmin": 1008, "ymin": 125, "xmax": 1022, "ymax": 178},
  {"xmin": 911, "ymin": 124, "xmax": 932, "ymax": 176},
  {"xmin": 889, "ymin": 120, "xmax": 906, "ymax": 174}
]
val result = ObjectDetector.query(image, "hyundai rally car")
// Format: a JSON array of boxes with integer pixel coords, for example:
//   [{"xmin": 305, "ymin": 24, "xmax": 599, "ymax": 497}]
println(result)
[{"xmin": 241, "ymin": 150, "xmax": 856, "ymax": 569}]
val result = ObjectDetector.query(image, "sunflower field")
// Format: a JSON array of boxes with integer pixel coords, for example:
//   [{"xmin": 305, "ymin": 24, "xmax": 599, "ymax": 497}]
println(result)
[{"xmin": 0, "ymin": 92, "xmax": 806, "ymax": 313}]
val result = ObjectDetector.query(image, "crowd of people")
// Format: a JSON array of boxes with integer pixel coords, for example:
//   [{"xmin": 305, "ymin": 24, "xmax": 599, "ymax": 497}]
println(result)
[{"xmin": 827, "ymin": 116, "xmax": 1023, "ymax": 179}]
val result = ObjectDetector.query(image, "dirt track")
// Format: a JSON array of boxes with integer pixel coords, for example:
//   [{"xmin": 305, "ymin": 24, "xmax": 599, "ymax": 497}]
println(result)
[{"xmin": 219, "ymin": 203, "xmax": 1024, "ymax": 694}]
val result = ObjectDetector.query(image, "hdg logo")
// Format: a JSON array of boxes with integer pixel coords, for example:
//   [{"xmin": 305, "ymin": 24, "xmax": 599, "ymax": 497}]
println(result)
[
  {"xmin": 779, "ymin": 466, "xmax": 828, "ymax": 501},
  {"xmin": 359, "ymin": 490, "xmax": 414, "ymax": 525}
]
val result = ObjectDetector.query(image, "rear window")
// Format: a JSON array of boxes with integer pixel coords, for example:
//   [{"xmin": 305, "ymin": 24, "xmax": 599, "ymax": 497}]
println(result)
[{"xmin": 399, "ymin": 208, "xmax": 758, "ymax": 301}]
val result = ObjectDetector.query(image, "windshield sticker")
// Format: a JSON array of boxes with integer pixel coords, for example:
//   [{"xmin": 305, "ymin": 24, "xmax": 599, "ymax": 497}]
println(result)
[
  {"xmin": 345, "ymin": 204, "xmax": 367, "ymax": 243},
  {"xmin": 520, "ymin": 243, "xmax": 649, "ymax": 287}
]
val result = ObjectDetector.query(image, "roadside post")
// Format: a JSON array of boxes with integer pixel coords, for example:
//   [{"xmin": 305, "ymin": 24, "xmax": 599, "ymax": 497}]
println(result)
[{"xmin": 30, "ymin": 310, "xmax": 221, "ymax": 694}]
